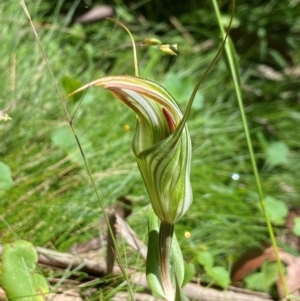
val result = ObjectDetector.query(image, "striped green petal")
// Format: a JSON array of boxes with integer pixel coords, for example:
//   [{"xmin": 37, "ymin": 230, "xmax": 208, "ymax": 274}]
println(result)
[{"xmin": 71, "ymin": 75, "xmax": 192, "ymax": 224}]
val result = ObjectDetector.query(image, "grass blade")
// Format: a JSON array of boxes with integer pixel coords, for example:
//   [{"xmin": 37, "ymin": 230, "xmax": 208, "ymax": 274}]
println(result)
[
  {"xmin": 211, "ymin": 0, "xmax": 290, "ymax": 298},
  {"xmin": 20, "ymin": 1, "xmax": 135, "ymax": 299}
]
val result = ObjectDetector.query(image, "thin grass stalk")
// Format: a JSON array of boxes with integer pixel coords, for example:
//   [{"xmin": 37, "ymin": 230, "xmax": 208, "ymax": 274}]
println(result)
[
  {"xmin": 20, "ymin": 1, "xmax": 135, "ymax": 300},
  {"xmin": 211, "ymin": 0, "xmax": 290, "ymax": 298},
  {"xmin": 184, "ymin": 0, "xmax": 235, "ymax": 133},
  {"xmin": 107, "ymin": 18, "xmax": 139, "ymax": 77}
]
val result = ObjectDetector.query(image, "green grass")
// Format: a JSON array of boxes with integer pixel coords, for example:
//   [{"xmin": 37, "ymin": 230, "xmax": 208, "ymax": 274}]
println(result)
[{"xmin": 1, "ymin": 0, "xmax": 300, "ymax": 298}]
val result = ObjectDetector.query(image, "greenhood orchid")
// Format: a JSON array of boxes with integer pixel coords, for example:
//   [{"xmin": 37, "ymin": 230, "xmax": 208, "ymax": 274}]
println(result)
[{"xmin": 71, "ymin": 75, "xmax": 192, "ymax": 225}]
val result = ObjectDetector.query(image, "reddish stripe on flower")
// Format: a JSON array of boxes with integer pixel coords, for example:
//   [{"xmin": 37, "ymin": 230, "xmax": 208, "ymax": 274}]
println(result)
[{"xmin": 162, "ymin": 107, "xmax": 176, "ymax": 133}]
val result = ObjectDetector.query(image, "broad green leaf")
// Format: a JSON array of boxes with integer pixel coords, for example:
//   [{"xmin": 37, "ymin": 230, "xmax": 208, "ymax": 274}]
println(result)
[
  {"xmin": 264, "ymin": 196, "xmax": 288, "ymax": 225},
  {"xmin": 0, "ymin": 240, "xmax": 49, "ymax": 301},
  {"xmin": 197, "ymin": 250, "xmax": 214, "ymax": 268},
  {"xmin": 265, "ymin": 141, "xmax": 289, "ymax": 166},
  {"xmin": 0, "ymin": 162, "xmax": 13, "ymax": 196},
  {"xmin": 293, "ymin": 217, "xmax": 300, "ymax": 237}
]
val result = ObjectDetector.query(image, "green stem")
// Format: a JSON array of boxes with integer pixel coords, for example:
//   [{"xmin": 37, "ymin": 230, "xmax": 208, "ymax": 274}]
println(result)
[
  {"xmin": 159, "ymin": 222, "xmax": 175, "ymax": 301},
  {"xmin": 211, "ymin": 0, "xmax": 289, "ymax": 298}
]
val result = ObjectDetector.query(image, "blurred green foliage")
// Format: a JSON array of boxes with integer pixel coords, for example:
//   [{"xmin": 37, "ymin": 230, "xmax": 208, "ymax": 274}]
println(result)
[{"xmin": 1, "ymin": 0, "xmax": 300, "ymax": 296}]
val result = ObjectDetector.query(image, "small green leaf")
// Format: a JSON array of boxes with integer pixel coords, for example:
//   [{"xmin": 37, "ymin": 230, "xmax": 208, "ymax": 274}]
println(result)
[
  {"xmin": 244, "ymin": 272, "xmax": 266, "ymax": 292},
  {"xmin": 244, "ymin": 262, "xmax": 278, "ymax": 292},
  {"xmin": 60, "ymin": 75, "xmax": 83, "ymax": 102},
  {"xmin": 264, "ymin": 196, "xmax": 288, "ymax": 225},
  {"xmin": 293, "ymin": 217, "xmax": 300, "ymax": 237},
  {"xmin": 0, "ymin": 240, "xmax": 49, "ymax": 300},
  {"xmin": 197, "ymin": 251, "xmax": 214, "ymax": 268},
  {"xmin": 265, "ymin": 141, "xmax": 289, "ymax": 166},
  {"xmin": 205, "ymin": 266, "xmax": 230, "ymax": 289},
  {"xmin": 0, "ymin": 162, "xmax": 13, "ymax": 196},
  {"xmin": 182, "ymin": 263, "xmax": 195, "ymax": 286},
  {"xmin": 261, "ymin": 262, "xmax": 279, "ymax": 286}
]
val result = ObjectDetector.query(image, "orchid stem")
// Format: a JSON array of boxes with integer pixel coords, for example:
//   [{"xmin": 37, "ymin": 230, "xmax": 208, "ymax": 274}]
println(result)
[{"xmin": 159, "ymin": 222, "xmax": 175, "ymax": 301}]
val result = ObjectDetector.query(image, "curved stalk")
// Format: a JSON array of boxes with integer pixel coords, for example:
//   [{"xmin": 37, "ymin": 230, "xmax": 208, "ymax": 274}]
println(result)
[{"xmin": 107, "ymin": 18, "xmax": 139, "ymax": 77}]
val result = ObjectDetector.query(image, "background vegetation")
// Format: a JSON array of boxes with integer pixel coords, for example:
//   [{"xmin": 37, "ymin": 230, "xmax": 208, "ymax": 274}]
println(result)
[{"xmin": 1, "ymin": 0, "xmax": 300, "ymax": 297}]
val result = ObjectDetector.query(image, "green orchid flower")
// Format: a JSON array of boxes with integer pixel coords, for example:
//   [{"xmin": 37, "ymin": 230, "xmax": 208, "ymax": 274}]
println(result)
[{"xmin": 71, "ymin": 75, "xmax": 192, "ymax": 225}]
